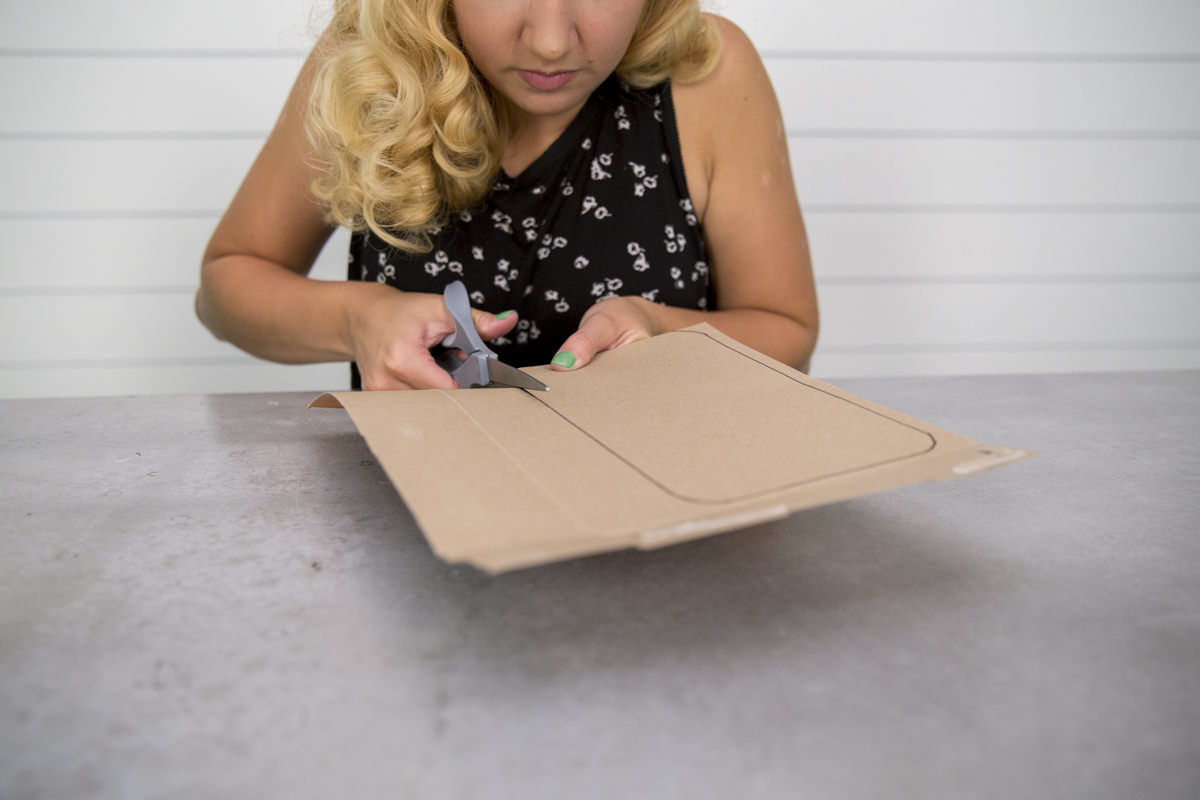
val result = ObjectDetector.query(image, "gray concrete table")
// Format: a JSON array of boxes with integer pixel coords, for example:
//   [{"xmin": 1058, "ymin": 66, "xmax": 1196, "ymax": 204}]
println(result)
[{"xmin": 2, "ymin": 372, "xmax": 1198, "ymax": 799}]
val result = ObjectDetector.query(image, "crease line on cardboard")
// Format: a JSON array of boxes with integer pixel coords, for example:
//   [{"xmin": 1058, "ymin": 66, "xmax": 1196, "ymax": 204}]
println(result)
[
  {"xmin": 675, "ymin": 329, "xmax": 945, "ymax": 442},
  {"xmin": 523, "ymin": 329, "xmax": 943, "ymax": 506},
  {"xmin": 440, "ymin": 390, "xmax": 598, "ymax": 534}
]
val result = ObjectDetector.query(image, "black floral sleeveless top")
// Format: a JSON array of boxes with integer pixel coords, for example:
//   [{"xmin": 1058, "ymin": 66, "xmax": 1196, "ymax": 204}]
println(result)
[{"xmin": 349, "ymin": 77, "xmax": 711, "ymax": 369}]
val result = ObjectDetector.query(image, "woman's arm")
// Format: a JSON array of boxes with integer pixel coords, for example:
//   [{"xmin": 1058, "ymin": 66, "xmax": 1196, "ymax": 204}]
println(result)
[
  {"xmin": 554, "ymin": 15, "xmax": 818, "ymax": 372},
  {"xmin": 195, "ymin": 39, "xmax": 516, "ymax": 390},
  {"xmin": 196, "ymin": 38, "xmax": 348, "ymax": 362}
]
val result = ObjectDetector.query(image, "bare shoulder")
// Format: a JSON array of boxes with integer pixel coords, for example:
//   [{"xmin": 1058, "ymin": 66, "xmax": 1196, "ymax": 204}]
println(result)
[
  {"xmin": 673, "ymin": 14, "xmax": 775, "ymax": 114},
  {"xmin": 672, "ymin": 14, "xmax": 782, "ymax": 220}
]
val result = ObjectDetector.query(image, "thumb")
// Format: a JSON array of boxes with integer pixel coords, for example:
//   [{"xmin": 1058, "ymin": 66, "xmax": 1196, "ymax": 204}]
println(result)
[{"xmin": 551, "ymin": 310, "xmax": 624, "ymax": 371}]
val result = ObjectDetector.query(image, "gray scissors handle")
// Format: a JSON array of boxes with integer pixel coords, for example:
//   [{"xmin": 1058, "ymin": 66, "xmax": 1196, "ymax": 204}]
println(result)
[
  {"xmin": 435, "ymin": 280, "xmax": 549, "ymax": 391},
  {"xmin": 440, "ymin": 280, "xmax": 495, "ymax": 358},
  {"xmin": 438, "ymin": 280, "xmax": 493, "ymax": 388}
]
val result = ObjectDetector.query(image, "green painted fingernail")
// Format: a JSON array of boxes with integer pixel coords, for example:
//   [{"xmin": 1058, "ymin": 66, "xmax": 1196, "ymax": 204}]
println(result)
[
  {"xmin": 551, "ymin": 351, "xmax": 577, "ymax": 369},
  {"xmin": 495, "ymin": 310, "xmax": 515, "ymax": 321}
]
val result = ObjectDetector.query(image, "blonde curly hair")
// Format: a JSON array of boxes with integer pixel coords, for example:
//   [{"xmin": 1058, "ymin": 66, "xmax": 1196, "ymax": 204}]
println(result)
[{"xmin": 306, "ymin": 0, "xmax": 720, "ymax": 252}]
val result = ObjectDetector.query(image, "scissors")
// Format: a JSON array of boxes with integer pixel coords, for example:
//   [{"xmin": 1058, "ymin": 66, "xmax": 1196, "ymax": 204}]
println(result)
[{"xmin": 435, "ymin": 280, "xmax": 550, "ymax": 391}]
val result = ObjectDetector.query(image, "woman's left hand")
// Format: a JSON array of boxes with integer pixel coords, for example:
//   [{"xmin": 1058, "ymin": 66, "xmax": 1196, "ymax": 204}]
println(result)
[{"xmin": 551, "ymin": 296, "xmax": 662, "ymax": 370}]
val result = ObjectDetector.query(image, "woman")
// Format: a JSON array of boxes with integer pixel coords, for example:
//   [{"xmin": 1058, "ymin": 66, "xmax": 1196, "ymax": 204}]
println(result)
[{"xmin": 196, "ymin": 0, "xmax": 818, "ymax": 390}]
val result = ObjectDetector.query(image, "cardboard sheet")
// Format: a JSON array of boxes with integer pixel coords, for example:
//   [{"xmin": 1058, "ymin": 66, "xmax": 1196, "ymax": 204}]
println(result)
[{"xmin": 312, "ymin": 324, "xmax": 1031, "ymax": 572}]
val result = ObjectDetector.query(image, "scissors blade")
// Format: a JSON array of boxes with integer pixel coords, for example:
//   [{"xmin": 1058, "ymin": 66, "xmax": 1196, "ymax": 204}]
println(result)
[{"xmin": 486, "ymin": 358, "xmax": 550, "ymax": 392}]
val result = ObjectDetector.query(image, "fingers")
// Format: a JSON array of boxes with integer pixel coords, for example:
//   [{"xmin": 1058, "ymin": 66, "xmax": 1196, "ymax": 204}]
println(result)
[
  {"xmin": 552, "ymin": 318, "xmax": 609, "ymax": 371},
  {"xmin": 360, "ymin": 344, "xmax": 459, "ymax": 391},
  {"xmin": 470, "ymin": 307, "xmax": 521, "ymax": 342},
  {"xmin": 359, "ymin": 303, "xmax": 521, "ymax": 391},
  {"xmin": 552, "ymin": 301, "xmax": 652, "ymax": 371}
]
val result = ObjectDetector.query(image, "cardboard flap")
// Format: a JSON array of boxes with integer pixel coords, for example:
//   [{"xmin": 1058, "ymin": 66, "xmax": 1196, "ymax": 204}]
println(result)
[
  {"xmin": 521, "ymin": 328, "xmax": 949, "ymax": 503},
  {"xmin": 309, "ymin": 393, "xmax": 346, "ymax": 409},
  {"xmin": 312, "ymin": 324, "xmax": 1032, "ymax": 572}
]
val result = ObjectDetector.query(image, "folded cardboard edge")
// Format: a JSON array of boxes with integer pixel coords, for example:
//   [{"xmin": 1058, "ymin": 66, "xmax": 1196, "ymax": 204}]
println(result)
[
  {"xmin": 310, "ymin": 393, "xmax": 345, "ymax": 409},
  {"xmin": 467, "ymin": 440, "xmax": 1034, "ymax": 573}
]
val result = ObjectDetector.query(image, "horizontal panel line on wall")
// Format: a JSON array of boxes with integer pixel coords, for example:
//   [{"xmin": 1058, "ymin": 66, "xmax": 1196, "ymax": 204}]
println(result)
[
  {"xmin": 8, "ymin": 204, "xmax": 1200, "ymax": 223},
  {"xmin": 804, "ymin": 203, "xmax": 1200, "ymax": 214},
  {"xmin": 6, "ymin": 130, "xmax": 1200, "ymax": 143},
  {"xmin": 787, "ymin": 130, "xmax": 1200, "ymax": 141},
  {"xmin": 7, "ymin": 274, "xmax": 1197, "ymax": 298},
  {"xmin": 0, "ymin": 356, "xmax": 260, "ymax": 370},
  {"xmin": 759, "ymin": 50, "xmax": 1200, "ymax": 64},
  {"xmin": 819, "ymin": 274, "xmax": 1200, "ymax": 286},
  {"xmin": 1, "ymin": 286, "xmax": 197, "ymax": 298},
  {"xmin": 0, "ymin": 131, "xmax": 267, "ymax": 142},
  {"xmin": 820, "ymin": 340, "xmax": 1200, "ymax": 354},
  {"xmin": 7, "ymin": 50, "xmax": 1199, "ymax": 64},
  {"xmin": 0, "ymin": 48, "xmax": 306, "ymax": 59},
  {"xmin": 0, "ymin": 210, "xmax": 222, "ymax": 221}
]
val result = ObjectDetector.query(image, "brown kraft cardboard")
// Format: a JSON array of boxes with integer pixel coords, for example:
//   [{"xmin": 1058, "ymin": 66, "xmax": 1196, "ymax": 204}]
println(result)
[{"xmin": 312, "ymin": 324, "xmax": 1032, "ymax": 573}]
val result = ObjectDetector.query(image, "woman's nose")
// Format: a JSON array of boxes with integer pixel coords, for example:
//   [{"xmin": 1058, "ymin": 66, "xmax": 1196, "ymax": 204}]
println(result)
[{"xmin": 521, "ymin": 0, "xmax": 578, "ymax": 62}]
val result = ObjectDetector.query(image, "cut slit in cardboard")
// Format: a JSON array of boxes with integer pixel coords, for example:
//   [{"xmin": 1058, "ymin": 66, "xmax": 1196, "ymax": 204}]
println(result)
[{"xmin": 312, "ymin": 324, "xmax": 1032, "ymax": 573}]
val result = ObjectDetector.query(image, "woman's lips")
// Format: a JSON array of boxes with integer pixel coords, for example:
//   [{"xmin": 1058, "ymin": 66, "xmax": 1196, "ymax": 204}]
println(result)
[{"xmin": 518, "ymin": 70, "xmax": 576, "ymax": 91}]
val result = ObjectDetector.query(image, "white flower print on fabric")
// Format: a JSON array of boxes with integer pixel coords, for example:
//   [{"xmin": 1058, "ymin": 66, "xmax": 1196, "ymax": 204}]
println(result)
[
  {"xmin": 544, "ymin": 289, "xmax": 570, "ymax": 314},
  {"xmin": 472, "ymin": 246, "xmax": 485, "ymax": 261},
  {"xmin": 516, "ymin": 319, "xmax": 543, "ymax": 345},
  {"xmin": 537, "ymin": 234, "xmax": 569, "ymax": 261},
  {"xmin": 492, "ymin": 210, "xmax": 513, "ymax": 234},
  {"xmin": 641, "ymin": 288, "xmax": 661, "ymax": 302},
  {"xmin": 522, "ymin": 217, "xmax": 539, "ymax": 242},
  {"xmin": 580, "ymin": 196, "xmax": 612, "ymax": 219},
  {"xmin": 581, "ymin": 137, "xmax": 593, "ymax": 151},
  {"xmin": 574, "ymin": 255, "xmax": 590, "ymax": 270},
  {"xmin": 459, "ymin": 210, "xmax": 474, "ymax": 223},
  {"xmin": 425, "ymin": 250, "xmax": 455, "ymax": 277},
  {"xmin": 680, "ymin": 199, "xmax": 699, "ymax": 227},
  {"xmin": 627, "ymin": 242, "xmax": 650, "ymax": 272},
  {"xmin": 590, "ymin": 153, "xmax": 613, "ymax": 180},
  {"xmin": 664, "ymin": 225, "xmax": 686, "ymax": 254},
  {"xmin": 560, "ymin": 177, "xmax": 575, "ymax": 196},
  {"xmin": 670, "ymin": 266, "xmax": 685, "ymax": 290},
  {"xmin": 493, "ymin": 259, "xmax": 513, "ymax": 291},
  {"xmin": 470, "ymin": 289, "xmax": 486, "ymax": 305},
  {"xmin": 628, "ymin": 161, "xmax": 658, "ymax": 197},
  {"xmin": 614, "ymin": 105, "xmax": 631, "ymax": 131},
  {"xmin": 531, "ymin": 185, "xmax": 547, "ymax": 195}
]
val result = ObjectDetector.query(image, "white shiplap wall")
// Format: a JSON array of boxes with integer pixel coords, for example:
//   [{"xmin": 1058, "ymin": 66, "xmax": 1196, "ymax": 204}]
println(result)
[{"xmin": 0, "ymin": 0, "xmax": 1197, "ymax": 398}]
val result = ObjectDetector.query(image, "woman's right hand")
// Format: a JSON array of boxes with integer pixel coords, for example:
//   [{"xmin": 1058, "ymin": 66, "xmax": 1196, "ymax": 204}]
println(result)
[{"xmin": 348, "ymin": 284, "xmax": 520, "ymax": 391}]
